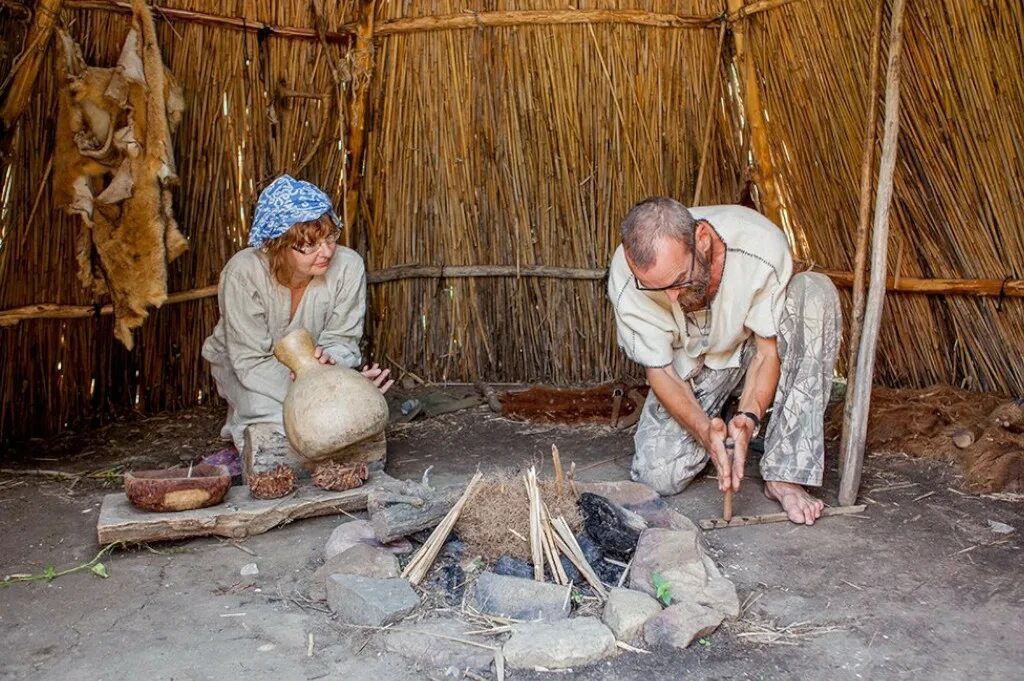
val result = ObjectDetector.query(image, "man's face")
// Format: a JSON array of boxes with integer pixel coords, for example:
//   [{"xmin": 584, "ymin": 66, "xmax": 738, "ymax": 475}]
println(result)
[{"xmin": 629, "ymin": 235, "xmax": 712, "ymax": 311}]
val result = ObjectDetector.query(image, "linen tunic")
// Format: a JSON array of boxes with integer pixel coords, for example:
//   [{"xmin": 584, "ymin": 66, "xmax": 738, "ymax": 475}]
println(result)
[
  {"xmin": 202, "ymin": 246, "xmax": 366, "ymax": 448},
  {"xmin": 607, "ymin": 204, "xmax": 794, "ymax": 380}
]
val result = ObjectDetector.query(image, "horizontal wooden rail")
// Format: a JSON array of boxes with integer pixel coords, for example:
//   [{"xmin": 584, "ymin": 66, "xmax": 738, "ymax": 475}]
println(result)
[
  {"xmin": 2, "ymin": 266, "xmax": 1020, "ymax": 328},
  {"xmin": 372, "ymin": 10, "xmax": 717, "ymax": 37},
  {"xmin": 66, "ymin": 0, "xmax": 356, "ymax": 44}
]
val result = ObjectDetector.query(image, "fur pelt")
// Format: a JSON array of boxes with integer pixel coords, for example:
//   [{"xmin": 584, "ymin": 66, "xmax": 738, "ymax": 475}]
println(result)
[{"xmin": 54, "ymin": 0, "xmax": 186, "ymax": 348}]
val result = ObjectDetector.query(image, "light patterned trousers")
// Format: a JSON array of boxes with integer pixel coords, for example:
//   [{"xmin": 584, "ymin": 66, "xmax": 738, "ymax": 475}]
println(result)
[{"xmin": 631, "ymin": 272, "xmax": 842, "ymax": 496}]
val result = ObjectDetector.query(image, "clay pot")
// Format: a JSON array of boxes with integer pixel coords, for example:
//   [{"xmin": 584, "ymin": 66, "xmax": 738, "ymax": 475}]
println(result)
[
  {"xmin": 273, "ymin": 329, "xmax": 388, "ymax": 460},
  {"xmin": 124, "ymin": 464, "xmax": 230, "ymax": 512}
]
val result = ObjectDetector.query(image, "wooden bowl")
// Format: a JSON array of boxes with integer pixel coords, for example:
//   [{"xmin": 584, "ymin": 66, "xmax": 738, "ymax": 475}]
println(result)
[{"xmin": 124, "ymin": 464, "xmax": 231, "ymax": 512}]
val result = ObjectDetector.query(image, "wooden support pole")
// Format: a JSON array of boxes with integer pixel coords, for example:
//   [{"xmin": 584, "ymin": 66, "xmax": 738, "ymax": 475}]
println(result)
[
  {"xmin": 371, "ymin": 9, "xmax": 715, "ymax": 36},
  {"xmin": 726, "ymin": 0, "xmax": 784, "ymax": 225},
  {"xmin": 343, "ymin": 0, "xmax": 376, "ymax": 248},
  {"xmin": 0, "ymin": 0, "xmax": 65, "ymax": 134},
  {"xmin": 841, "ymin": 0, "xmax": 885, "ymax": 469},
  {"xmin": 839, "ymin": 0, "xmax": 907, "ymax": 508}
]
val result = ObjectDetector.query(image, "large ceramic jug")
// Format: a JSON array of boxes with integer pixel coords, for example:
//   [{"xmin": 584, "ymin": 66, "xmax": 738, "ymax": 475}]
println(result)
[{"xmin": 273, "ymin": 329, "xmax": 388, "ymax": 460}]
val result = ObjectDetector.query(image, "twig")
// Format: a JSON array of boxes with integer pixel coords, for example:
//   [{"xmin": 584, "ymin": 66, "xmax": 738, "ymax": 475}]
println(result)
[{"xmin": 402, "ymin": 472, "xmax": 482, "ymax": 584}]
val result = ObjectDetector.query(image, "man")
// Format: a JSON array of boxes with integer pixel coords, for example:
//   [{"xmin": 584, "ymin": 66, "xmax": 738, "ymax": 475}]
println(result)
[{"xmin": 607, "ymin": 198, "xmax": 841, "ymax": 524}]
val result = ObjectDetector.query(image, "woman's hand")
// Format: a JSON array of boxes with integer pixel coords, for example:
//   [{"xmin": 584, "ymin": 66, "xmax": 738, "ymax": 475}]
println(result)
[
  {"xmin": 314, "ymin": 346, "xmax": 336, "ymax": 365},
  {"xmin": 361, "ymin": 363, "xmax": 394, "ymax": 394}
]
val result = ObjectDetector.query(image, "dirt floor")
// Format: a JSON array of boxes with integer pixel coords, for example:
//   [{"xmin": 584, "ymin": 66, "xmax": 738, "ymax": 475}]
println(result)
[{"xmin": 1, "ymin": 395, "xmax": 1022, "ymax": 681}]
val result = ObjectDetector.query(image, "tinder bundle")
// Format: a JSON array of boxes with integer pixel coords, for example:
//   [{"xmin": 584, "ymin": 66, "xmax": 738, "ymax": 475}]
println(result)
[{"xmin": 53, "ymin": 0, "xmax": 187, "ymax": 348}]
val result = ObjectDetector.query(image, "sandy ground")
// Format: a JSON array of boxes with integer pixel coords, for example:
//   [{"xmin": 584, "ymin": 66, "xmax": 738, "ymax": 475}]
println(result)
[{"xmin": 1, "ymin": 399, "xmax": 1022, "ymax": 681}]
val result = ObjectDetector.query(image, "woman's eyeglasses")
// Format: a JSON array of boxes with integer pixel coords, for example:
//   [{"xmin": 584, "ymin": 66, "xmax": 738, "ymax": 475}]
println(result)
[{"xmin": 291, "ymin": 227, "xmax": 342, "ymax": 256}]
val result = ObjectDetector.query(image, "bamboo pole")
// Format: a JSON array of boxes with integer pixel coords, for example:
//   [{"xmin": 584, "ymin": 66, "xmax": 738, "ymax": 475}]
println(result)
[
  {"xmin": 342, "ymin": 0, "xmax": 376, "ymax": 248},
  {"xmin": 839, "ymin": 0, "xmax": 907, "ymax": 508},
  {"xmin": 66, "ymin": 1, "xmax": 355, "ymax": 44},
  {"xmin": 726, "ymin": 0, "xmax": 784, "ymax": 225},
  {"xmin": 0, "ymin": 0, "xmax": 65, "ymax": 133},
  {"xmin": 371, "ymin": 10, "xmax": 716, "ymax": 37},
  {"xmin": 841, "ymin": 0, "xmax": 887, "ymax": 470}
]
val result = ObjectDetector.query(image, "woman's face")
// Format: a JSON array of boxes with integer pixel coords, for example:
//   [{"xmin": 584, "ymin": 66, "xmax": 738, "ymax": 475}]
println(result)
[{"xmin": 284, "ymin": 240, "xmax": 337, "ymax": 280}]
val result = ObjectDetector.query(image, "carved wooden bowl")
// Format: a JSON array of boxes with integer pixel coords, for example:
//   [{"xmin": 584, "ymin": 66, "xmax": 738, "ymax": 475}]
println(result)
[{"xmin": 124, "ymin": 464, "xmax": 231, "ymax": 512}]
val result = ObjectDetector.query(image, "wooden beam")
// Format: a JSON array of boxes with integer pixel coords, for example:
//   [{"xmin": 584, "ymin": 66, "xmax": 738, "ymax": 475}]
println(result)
[
  {"xmin": 839, "ymin": 0, "xmax": 907, "ymax": 508},
  {"xmin": 726, "ymin": 0, "xmax": 784, "ymax": 225},
  {"xmin": 66, "ymin": 0, "xmax": 355, "ymax": 45},
  {"xmin": 342, "ymin": 0, "xmax": 376, "ymax": 248},
  {"xmin": 372, "ymin": 9, "xmax": 716, "ymax": 37},
  {"xmin": 841, "ymin": 0, "xmax": 885, "ymax": 470},
  {"xmin": 0, "ymin": 0, "xmax": 65, "ymax": 133},
  {"xmin": 698, "ymin": 504, "xmax": 866, "ymax": 530}
]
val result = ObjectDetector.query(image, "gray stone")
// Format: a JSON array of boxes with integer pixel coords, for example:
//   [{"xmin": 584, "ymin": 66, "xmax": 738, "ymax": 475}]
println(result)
[
  {"xmin": 326, "ymin": 574, "xmax": 419, "ymax": 626},
  {"xmin": 700, "ymin": 554, "xmax": 741, "ymax": 618},
  {"xmin": 503, "ymin": 617, "xmax": 617, "ymax": 670},
  {"xmin": 308, "ymin": 544, "xmax": 400, "ymax": 601},
  {"xmin": 473, "ymin": 572, "xmax": 570, "ymax": 621},
  {"xmin": 601, "ymin": 587, "xmax": 662, "ymax": 644},
  {"xmin": 629, "ymin": 527, "xmax": 739, "ymax": 618},
  {"xmin": 325, "ymin": 519, "xmax": 412, "ymax": 559},
  {"xmin": 384, "ymin": 618, "xmax": 494, "ymax": 672},
  {"xmin": 643, "ymin": 600, "xmax": 724, "ymax": 649},
  {"xmin": 239, "ymin": 562, "xmax": 259, "ymax": 576}
]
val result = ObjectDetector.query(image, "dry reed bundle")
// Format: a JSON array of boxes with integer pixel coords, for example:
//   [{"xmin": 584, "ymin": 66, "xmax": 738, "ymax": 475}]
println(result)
[
  {"xmin": 747, "ymin": 0, "xmax": 1024, "ymax": 393},
  {"xmin": 455, "ymin": 468, "xmax": 582, "ymax": 563}
]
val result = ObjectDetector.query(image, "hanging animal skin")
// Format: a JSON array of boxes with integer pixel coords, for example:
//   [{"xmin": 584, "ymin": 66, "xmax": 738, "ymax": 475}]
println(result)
[{"xmin": 53, "ymin": 0, "xmax": 187, "ymax": 348}]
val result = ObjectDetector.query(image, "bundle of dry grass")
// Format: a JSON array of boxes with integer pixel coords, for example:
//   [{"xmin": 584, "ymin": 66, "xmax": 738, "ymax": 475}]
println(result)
[
  {"xmin": 455, "ymin": 469, "xmax": 583, "ymax": 563},
  {"xmin": 828, "ymin": 386, "xmax": 1024, "ymax": 492}
]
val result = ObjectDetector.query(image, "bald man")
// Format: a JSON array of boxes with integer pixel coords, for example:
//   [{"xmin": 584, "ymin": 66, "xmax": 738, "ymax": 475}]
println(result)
[{"xmin": 607, "ymin": 198, "xmax": 841, "ymax": 524}]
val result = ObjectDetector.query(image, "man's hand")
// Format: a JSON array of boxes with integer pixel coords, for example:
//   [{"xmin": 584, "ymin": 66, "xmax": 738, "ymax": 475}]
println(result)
[
  {"xmin": 704, "ymin": 417, "xmax": 731, "ymax": 492},
  {"xmin": 726, "ymin": 414, "xmax": 757, "ymax": 492},
  {"xmin": 361, "ymin": 363, "xmax": 394, "ymax": 394}
]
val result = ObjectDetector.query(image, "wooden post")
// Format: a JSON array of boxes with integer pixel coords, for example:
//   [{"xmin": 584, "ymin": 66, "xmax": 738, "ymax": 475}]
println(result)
[
  {"xmin": 343, "ymin": 0, "xmax": 376, "ymax": 248},
  {"xmin": 0, "ymin": 0, "xmax": 65, "ymax": 135},
  {"xmin": 725, "ymin": 0, "xmax": 783, "ymax": 225},
  {"xmin": 840, "ymin": 0, "xmax": 885, "ymax": 470},
  {"xmin": 839, "ymin": 0, "xmax": 907, "ymax": 507}
]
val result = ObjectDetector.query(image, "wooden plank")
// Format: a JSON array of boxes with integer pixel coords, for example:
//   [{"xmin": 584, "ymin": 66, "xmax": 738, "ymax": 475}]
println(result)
[
  {"xmin": 698, "ymin": 504, "xmax": 867, "ymax": 530},
  {"xmin": 242, "ymin": 423, "xmax": 386, "ymax": 484},
  {"xmin": 97, "ymin": 471, "xmax": 399, "ymax": 544}
]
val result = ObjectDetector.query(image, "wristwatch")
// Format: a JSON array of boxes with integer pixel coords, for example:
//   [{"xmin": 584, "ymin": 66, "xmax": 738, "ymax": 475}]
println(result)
[{"xmin": 737, "ymin": 410, "xmax": 761, "ymax": 437}]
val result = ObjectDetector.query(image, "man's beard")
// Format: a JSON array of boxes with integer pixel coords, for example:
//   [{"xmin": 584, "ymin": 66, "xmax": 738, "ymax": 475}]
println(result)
[{"xmin": 675, "ymin": 250, "xmax": 712, "ymax": 312}]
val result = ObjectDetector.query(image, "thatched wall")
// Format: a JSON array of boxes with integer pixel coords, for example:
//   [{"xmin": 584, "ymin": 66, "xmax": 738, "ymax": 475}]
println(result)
[{"xmin": 0, "ymin": 0, "xmax": 1021, "ymax": 444}]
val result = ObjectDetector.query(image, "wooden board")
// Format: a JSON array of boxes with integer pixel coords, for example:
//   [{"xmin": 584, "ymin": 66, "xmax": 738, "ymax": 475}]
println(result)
[
  {"xmin": 698, "ymin": 504, "xmax": 867, "ymax": 530},
  {"xmin": 97, "ymin": 471, "xmax": 399, "ymax": 544},
  {"xmin": 242, "ymin": 422, "xmax": 386, "ymax": 484}
]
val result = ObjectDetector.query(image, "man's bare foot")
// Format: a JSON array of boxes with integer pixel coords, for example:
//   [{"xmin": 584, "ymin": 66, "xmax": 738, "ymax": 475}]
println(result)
[{"xmin": 763, "ymin": 480, "xmax": 825, "ymax": 525}]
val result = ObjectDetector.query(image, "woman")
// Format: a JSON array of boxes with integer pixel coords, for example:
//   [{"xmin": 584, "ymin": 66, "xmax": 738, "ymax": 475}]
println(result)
[{"xmin": 202, "ymin": 175, "xmax": 392, "ymax": 450}]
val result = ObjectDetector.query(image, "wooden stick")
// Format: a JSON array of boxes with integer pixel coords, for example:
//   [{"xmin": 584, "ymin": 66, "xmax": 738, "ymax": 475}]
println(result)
[
  {"xmin": 698, "ymin": 504, "xmax": 867, "ymax": 530},
  {"xmin": 524, "ymin": 469, "xmax": 545, "ymax": 582},
  {"xmin": 723, "ymin": 437, "xmax": 735, "ymax": 522},
  {"xmin": 371, "ymin": 9, "xmax": 716, "ymax": 37},
  {"xmin": 839, "ymin": 0, "xmax": 907, "ymax": 508},
  {"xmin": 343, "ymin": 0, "xmax": 376, "ymax": 248},
  {"xmin": 841, "ymin": 0, "xmax": 885, "ymax": 471},
  {"xmin": 66, "ymin": 0, "xmax": 355, "ymax": 45},
  {"xmin": 727, "ymin": 0, "xmax": 784, "ymax": 225},
  {"xmin": 550, "ymin": 517, "xmax": 608, "ymax": 599},
  {"xmin": 538, "ymin": 500, "xmax": 568, "ymax": 585},
  {"xmin": 402, "ymin": 471, "xmax": 482, "ymax": 585},
  {"xmin": 728, "ymin": 0, "xmax": 804, "ymax": 21},
  {"xmin": 551, "ymin": 444, "xmax": 564, "ymax": 496},
  {"xmin": 0, "ymin": 0, "xmax": 64, "ymax": 131}
]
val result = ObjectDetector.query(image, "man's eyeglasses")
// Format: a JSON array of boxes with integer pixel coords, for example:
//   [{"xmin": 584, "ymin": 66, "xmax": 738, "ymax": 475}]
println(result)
[
  {"xmin": 291, "ymin": 227, "xmax": 342, "ymax": 256},
  {"xmin": 633, "ymin": 247, "xmax": 697, "ymax": 292}
]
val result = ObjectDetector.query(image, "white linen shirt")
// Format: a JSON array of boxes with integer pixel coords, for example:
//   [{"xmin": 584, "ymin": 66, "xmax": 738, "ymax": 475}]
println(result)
[{"xmin": 607, "ymin": 205, "xmax": 793, "ymax": 380}]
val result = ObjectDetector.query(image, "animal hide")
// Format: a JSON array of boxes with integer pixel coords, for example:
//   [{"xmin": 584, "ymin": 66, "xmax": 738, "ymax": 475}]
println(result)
[{"xmin": 53, "ymin": 0, "xmax": 186, "ymax": 348}]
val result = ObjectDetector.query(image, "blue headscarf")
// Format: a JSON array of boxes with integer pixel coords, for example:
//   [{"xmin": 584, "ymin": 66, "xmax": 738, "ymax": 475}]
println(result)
[{"xmin": 248, "ymin": 175, "xmax": 340, "ymax": 248}]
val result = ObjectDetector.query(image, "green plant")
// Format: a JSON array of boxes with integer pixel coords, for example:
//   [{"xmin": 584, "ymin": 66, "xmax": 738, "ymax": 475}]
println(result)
[
  {"xmin": 652, "ymin": 572, "xmax": 673, "ymax": 605},
  {"xmin": 1, "ymin": 543, "xmax": 120, "ymax": 587}
]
